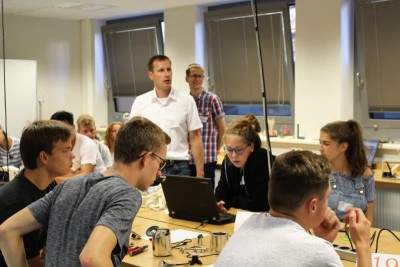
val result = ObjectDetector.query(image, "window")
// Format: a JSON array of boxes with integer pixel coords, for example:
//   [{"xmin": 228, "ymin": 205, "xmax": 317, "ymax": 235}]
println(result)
[
  {"xmin": 355, "ymin": 0, "xmax": 400, "ymax": 125},
  {"xmin": 205, "ymin": 1, "xmax": 295, "ymax": 127},
  {"xmin": 102, "ymin": 15, "xmax": 163, "ymax": 112}
]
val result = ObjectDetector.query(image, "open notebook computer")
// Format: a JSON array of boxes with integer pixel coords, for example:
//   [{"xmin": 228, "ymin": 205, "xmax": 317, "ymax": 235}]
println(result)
[
  {"xmin": 364, "ymin": 139, "xmax": 380, "ymax": 167},
  {"xmin": 160, "ymin": 174, "xmax": 236, "ymax": 225}
]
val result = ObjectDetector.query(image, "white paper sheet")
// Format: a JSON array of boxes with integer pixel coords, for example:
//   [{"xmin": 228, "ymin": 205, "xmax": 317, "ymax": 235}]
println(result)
[{"xmin": 233, "ymin": 211, "xmax": 259, "ymax": 232}]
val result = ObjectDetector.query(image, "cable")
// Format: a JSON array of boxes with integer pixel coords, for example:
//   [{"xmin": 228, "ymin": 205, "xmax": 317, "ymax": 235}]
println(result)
[
  {"xmin": 195, "ymin": 220, "xmax": 207, "ymax": 229},
  {"xmin": 1, "ymin": 0, "xmax": 11, "ymax": 179},
  {"xmin": 344, "ymin": 228, "xmax": 354, "ymax": 251},
  {"xmin": 374, "ymin": 228, "xmax": 400, "ymax": 253},
  {"xmin": 370, "ymin": 230, "xmax": 376, "ymax": 248},
  {"xmin": 172, "ymin": 239, "xmax": 192, "ymax": 249}
]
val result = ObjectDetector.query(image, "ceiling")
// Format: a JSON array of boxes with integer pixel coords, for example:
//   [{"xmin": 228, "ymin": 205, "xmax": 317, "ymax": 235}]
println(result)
[{"xmin": 1, "ymin": 0, "xmax": 244, "ymax": 21}]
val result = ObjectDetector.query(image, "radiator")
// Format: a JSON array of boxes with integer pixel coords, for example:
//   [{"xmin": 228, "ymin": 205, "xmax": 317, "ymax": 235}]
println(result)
[{"xmin": 374, "ymin": 188, "xmax": 400, "ymax": 231}]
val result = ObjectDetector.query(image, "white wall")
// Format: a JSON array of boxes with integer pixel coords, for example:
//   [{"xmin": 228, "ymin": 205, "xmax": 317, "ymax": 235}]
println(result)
[
  {"xmin": 2, "ymin": 15, "xmax": 108, "ymax": 129},
  {"xmin": 295, "ymin": 0, "xmax": 354, "ymax": 140},
  {"xmin": 164, "ymin": 5, "xmax": 207, "ymax": 93},
  {"xmin": 3, "ymin": 15, "xmax": 82, "ymax": 122}
]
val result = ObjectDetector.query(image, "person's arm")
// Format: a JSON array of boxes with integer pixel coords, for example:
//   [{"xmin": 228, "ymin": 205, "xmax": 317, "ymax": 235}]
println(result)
[
  {"xmin": 27, "ymin": 256, "xmax": 44, "ymax": 267},
  {"xmin": 343, "ymin": 208, "xmax": 372, "ymax": 267},
  {"xmin": 365, "ymin": 202, "xmax": 374, "ymax": 225},
  {"xmin": 312, "ymin": 207, "xmax": 340, "ymax": 243},
  {"xmin": 189, "ymin": 129, "xmax": 204, "ymax": 178},
  {"xmin": 215, "ymin": 116, "xmax": 226, "ymax": 152},
  {"xmin": 79, "ymin": 164, "xmax": 95, "ymax": 173},
  {"xmin": 54, "ymin": 164, "xmax": 96, "ymax": 184},
  {"xmin": 215, "ymin": 157, "xmax": 232, "ymax": 212},
  {"xmin": 229, "ymin": 151, "xmax": 270, "ymax": 211},
  {"xmin": 80, "ymin": 225, "xmax": 117, "ymax": 267},
  {"xmin": 0, "ymin": 208, "xmax": 42, "ymax": 267}
]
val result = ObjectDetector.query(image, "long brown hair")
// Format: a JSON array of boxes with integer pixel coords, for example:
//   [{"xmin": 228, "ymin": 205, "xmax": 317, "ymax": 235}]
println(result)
[
  {"xmin": 104, "ymin": 122, "xmax": 122, "ymax": 154},
  {"xmin": 321, "ymin": 120, "xmax": 368, "ymax": 177}
]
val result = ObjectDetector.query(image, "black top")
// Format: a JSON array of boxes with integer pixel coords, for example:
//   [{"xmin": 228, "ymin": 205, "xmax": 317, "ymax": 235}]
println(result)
[
  {"xmin": 0, "ymin": 170, "xmax": 56, "ymax": 266},
  {"xmin": 215, "ymin": 148, "xmax": 271, "ymax": 212}
]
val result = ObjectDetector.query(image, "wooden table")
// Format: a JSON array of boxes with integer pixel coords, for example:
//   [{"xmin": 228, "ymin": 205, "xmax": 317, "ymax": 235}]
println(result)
[{"xmin": 123, "ymin": 208, "xmax": 400, "ymax": 267}]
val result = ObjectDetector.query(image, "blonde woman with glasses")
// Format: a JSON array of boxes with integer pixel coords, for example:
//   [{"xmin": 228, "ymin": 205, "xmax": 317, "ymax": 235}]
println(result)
[{"xmin": 215, "ymin": 114, "xmax": 272, "ymax": 213}]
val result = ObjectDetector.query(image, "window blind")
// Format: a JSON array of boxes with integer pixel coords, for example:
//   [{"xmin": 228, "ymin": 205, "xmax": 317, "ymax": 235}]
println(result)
[
  {"xmin": 357, "ymin": 0, "xmax": 400, "ymax": 112},
  {"xmin": 102, "ymin": 17, "xmax": 163, "ymax": 97},
  {"xmin": 205, "ymin": 2, "xmax": 293, "ymax": 107}
]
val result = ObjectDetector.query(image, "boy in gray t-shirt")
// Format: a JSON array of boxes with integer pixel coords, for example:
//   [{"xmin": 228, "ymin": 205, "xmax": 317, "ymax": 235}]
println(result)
[{"xmin": 0, "ymin": 117, "xmax": 171, "ymax": 266}]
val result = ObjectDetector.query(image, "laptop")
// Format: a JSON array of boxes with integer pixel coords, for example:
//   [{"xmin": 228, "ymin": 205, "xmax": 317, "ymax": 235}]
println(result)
[
  {"xmin": 364, "ymin": 139, "xmax": 380, "ymax": 167},
  {"xmin": 160, "ymin": 175, "xmax": 236, "ymax": 225}
]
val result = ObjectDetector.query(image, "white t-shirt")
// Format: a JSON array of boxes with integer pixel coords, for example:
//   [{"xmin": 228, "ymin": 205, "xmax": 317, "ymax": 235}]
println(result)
[
  {"xmin": 95, "ymin": 140, "xmax": 112, "ymax": 168},
  {"xmin": 130, "ymin": 88, "xmax": 202, "ymax": 160},
  {"xmin": 215, "ymin": 213, "xmax": 342, "ymax": 267},
  {"xmin": 72, "ymin": 133, "xmax": 105, "ymax": 173}
]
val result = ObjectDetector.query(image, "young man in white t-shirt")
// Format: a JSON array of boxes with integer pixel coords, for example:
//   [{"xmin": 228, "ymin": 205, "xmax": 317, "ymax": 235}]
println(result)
[{"xmin": 50, "ymin": 111, "xmax": 105, "ymax": 183}]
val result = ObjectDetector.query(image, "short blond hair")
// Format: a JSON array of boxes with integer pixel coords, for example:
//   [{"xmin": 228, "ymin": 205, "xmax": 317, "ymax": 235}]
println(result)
[
  {"xmin": 77, "ymin": 114, "xmax": 95, "ymax": 129},
  {"xmin": 186, "ymin": 63, "xmax": 204, "ymax": 76}
]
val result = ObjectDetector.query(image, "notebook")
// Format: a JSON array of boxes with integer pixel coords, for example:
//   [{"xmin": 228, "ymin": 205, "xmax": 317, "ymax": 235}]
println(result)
[
  {"xmin": 364, "ymin": 139, "xmax": 380, "ymax": 167},
  {"xmin": 160, "ymin": 174, "xmax": 236, "ymax": 225}
]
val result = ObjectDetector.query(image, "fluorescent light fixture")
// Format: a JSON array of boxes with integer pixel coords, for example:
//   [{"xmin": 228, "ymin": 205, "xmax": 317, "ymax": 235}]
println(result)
[
  {"xmin": 82, "ymin": 4, "xmax": 114, "ymax": 11},
  {"xmin": 54, "ymin": 2, "xmax": 83, "ymax": 9}
]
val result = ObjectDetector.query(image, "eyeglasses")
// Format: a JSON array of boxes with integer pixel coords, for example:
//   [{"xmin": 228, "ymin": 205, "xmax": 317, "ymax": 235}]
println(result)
[
  {"xmin": 151, "ymin": 152, "xmax": 167, "ymax": 171},
  {"xmin": 224, "ymin": 145, "xmax": 249, "ymax": 155},
  {"xmin": 137, "ymin": 152, "xmax": 166, "ymax": 170},
  {"xmin": 188, "ymin": 74, "xmax": 204, "ymax": 79}
]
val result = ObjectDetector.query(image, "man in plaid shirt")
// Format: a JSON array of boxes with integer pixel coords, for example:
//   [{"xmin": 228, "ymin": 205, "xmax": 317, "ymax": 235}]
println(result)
[{"xmin": 186, "ymin": 64, "xmax": 226, "ymax": 188}]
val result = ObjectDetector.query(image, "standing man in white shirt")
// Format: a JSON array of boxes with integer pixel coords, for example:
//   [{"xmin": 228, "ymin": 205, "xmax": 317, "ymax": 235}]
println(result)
[{"xmin": 130, "ymin": 55, "xmax": 204, "ymax": 178}]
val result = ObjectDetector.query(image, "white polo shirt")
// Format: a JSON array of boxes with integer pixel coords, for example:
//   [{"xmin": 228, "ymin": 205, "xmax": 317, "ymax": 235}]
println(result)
[{"xmin": 130, "ymin": 88, "xmax": 202, "ymax": 160}]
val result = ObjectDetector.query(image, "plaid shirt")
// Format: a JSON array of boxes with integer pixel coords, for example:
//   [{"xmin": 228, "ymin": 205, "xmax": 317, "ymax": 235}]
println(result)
[{"xmin": 190, "ymin": 90, "xmax": 225, "ymax": 164}]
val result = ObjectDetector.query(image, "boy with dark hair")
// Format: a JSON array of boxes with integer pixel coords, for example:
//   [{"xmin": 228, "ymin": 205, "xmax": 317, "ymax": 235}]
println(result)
[
  {"xmin": 215, "ymin": 150, "xmax": 372, "ymax": 267},
  {"xmin": 0, "ymin": 116, "xmax": 171, "ymax": 266},
  {"xmin": 0, "ymin": 120, "xmax": 73, "ymax": 267}
]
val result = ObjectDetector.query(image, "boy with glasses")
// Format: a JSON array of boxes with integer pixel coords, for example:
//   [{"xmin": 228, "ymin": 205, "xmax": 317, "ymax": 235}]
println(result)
[{"xmin": 0, "ymin": 117, "xmax": 171, "ymax": 266}]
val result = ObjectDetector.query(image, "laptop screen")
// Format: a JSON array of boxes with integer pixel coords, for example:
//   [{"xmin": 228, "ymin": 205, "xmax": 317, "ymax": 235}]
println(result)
[
  {"xmin": 160, "ymin": 175, "xmax": 234, "ymax": 224},
  {"xmin": 364, "ymin": 139, "xmax": 380, "ymax": 167}
]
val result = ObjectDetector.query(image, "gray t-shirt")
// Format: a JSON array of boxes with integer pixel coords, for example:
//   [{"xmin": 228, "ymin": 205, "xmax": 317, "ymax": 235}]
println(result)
[
  {"xmin": 215, "ymin": 213, "xmax": 342, "ymax": 267},
  {"xmin": 28, "ymin": 173, "xmax": 141, "ymax": 267}
]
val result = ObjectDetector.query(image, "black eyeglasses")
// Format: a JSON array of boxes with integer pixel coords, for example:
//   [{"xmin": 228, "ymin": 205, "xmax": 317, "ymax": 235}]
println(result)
[
  {"xmin": 151, "ymin": 152, "xmax": 167, "ymax": 171},
  {"xmin": 224, "ymin": 145, "xmax": 249, "ymax": 155},
  {"xmin": 188, "ymin": 74, "xmax": 204, "ymax": 79},
  {"xmin": 137, "ymin": 152, "xmax": 166, "ymax": 170}
]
